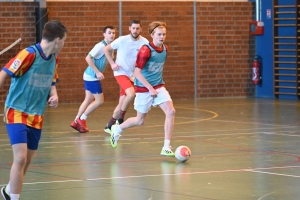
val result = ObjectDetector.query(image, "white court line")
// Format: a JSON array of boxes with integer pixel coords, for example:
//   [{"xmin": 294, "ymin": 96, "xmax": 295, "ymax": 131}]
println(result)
[
  {"xmin": 261, "ymin": 132, "xmax": 300, "ymax": 137},
  {"xmin": 0, "ymin": 131, "xmax": 298, "ymax": 147},
  {"xmin": 0, "ymin": 132, "xmax": 272, "ymax": 147},
  {"xmin": 1, "ymin": 165, "xmax": 300, "ymax": 187},
  {"xmin": 0, "ymin": 128, "xmax": 297, "ymax": 143},
  {"xmin": 258, "ymin": 192, "xmax": 275, "ymax": 200},
  {"xmin": 249, "ymin": 170, "xmax": 300, "ymax": 178}
]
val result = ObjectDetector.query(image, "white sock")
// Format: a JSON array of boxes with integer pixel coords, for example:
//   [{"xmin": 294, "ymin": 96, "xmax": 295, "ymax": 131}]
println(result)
[
  {"xmin": 164, "ymin": 140, "xmax": 170, "ymax": 149},
  {"xmin": 115, "ymin": 125, "xmax": 122, "ymax": 135},
  {"xmin": 10, "ymin": 194, "xmax": 20, "ymax": 200},
  {"xmin": 6, "ymin": 181, "xmax": 10, "ymax": 194},
  {"xmin": 80, "ymin": 114, "xmax": 87, "ymax": 120}
]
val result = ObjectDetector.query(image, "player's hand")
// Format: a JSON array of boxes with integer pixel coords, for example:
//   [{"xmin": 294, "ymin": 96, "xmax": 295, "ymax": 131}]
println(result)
[
  {"xmin": 96, "ymin": 72, "xmax": 104, "ymax": 80},
  {"xmin": 149, "ymin": 88, "xmax": 158, "ymax": 98},
  {"xmin": 48, "ymin": 95, "xmax": 58, "ymax": 108},
  {"xmin": 111, "ymin": 63, "xmax": 120, "ymax": 71}
]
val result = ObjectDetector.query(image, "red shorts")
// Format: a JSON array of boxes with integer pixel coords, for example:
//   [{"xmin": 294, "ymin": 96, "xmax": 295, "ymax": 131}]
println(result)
[{"xmin": 115, "ymin": 75, "xmax": 134, "ymax": 96}]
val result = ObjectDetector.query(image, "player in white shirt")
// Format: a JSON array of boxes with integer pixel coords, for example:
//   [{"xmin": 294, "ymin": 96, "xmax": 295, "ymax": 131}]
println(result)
[
  {"xmin": 104, "ymin": 20, "xmax": 149, "ymax": 134},
  {"xmin": 70, "ymin": 26, "xmax": 116, "ymax": 133}
]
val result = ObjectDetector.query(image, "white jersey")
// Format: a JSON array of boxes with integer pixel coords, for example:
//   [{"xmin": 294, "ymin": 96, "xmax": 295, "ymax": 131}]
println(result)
[{"xmin": 111, "ymin": 34, "xmax": 149, "ymax": 80}]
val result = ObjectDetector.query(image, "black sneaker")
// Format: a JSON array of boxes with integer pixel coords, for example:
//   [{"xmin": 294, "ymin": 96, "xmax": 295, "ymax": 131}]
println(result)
[
  {"xmin": 104, "ymin": 124, "xmax": 112, "ymax": 134},
  {"xmin": 117, "ymin": 119, "xmax": 124, "ymax": 124},
  {"xmin": 1, "ymin": 186, "xmax": 10, "ymax": 200}
]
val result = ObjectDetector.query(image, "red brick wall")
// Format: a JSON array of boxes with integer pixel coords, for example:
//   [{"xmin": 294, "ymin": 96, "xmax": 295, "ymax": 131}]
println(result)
[
  {"xmin": 197, "ymin": 2, "xmax": 255, "ymax": 97},
  {"xmin": 0, "ymin": 1, "xmax": 255, "ymax": 103},
  {"xmin": 0, "ymin": 2, "xmax": 39, "ymax": 103},
  {"xmin": 47, "ymin": 2, "xmax": 120, "ymax": 103}
]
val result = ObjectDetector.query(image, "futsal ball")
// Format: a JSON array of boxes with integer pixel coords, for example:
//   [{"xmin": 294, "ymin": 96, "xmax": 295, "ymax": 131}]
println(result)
[{"xmin": 175, "ymin": 146, "xmax": 191, "ymax": 162}]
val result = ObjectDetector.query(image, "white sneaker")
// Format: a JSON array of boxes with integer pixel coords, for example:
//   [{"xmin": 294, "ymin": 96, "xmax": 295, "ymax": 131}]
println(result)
[
  {"xmin": 160, "ymin": 146, "xmax": 175, "ymax": 157},
  {"xmin": 110, "ymin": 125, "xmax": 121, "ymax": 148}
]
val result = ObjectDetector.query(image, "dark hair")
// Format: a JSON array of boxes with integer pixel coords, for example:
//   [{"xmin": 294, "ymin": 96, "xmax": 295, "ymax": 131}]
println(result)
[
  {"xmin": 130, "ymin": 19, "xmax": 142, "ymax": 27},
  {"xmin": 42, "ymin": 20, "xmax": 67, "ymax": 42},
  {"xmin": 103, "ymin": 26, "xmax": 115, "ymax": 33}
]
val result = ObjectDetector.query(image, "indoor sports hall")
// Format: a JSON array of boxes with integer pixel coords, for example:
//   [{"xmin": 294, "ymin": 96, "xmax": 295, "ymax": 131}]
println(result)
[{"xmin": 1, "ymin": 0, "xmax": 300, "ymax": 199}]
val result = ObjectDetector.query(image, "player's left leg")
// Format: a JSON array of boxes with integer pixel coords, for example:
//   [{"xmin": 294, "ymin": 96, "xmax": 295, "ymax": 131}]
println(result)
[
  {"xmin": 159, "ymin": 101, "xmax": 176, "ymax": 157},
  {"xmin": 74, "ymin": 80, "xmax": 102, "ymax": 133},
  {"xmin": 5, "ymin": 124, "xmax": 41, "ymax": 199},
  {"xmin": 77, "ymin": 90, "xmax": 94, "ymax": 118},
  {"xmin": 104, "ymin": 95, "xmax": 125, "ymax": 134},
  {"xmin": 116, "ymin": 76, "xmax": 135, "ymax": 124},
  {"xmin": 82, "ymin": 92, "xmax": 104, "ymax": 116},
  {"xmin": 156, "ymin": 87, "xmax": 175, "ymax": 157},
  {"xmin": 72, "ymin": 90, "xmax": 94, "ymax": 133},
  {"xmin": 9, "ymin": 143, "xmax": 28, "ymax": 197}
]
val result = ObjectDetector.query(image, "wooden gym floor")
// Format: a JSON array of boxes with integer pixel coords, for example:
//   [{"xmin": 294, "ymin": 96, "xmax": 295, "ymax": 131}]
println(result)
[{"xmin": 1, "ymin": 98, "xmax": 300, "ymax": 200}]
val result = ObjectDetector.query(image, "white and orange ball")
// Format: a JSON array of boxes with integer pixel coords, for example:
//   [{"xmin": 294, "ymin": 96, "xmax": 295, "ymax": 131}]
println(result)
[{"xmin": 175, "ymin": 146, "xmax": 191, "ymax": 162}]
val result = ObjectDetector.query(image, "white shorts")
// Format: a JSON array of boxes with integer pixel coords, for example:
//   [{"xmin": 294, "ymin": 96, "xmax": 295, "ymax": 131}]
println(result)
[{"xmin": 134, "ymin": 87, "xmax": 172, "ymax": 113}]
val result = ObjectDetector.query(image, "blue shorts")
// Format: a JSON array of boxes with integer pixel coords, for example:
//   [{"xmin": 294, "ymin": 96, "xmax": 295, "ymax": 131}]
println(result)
[
  {"xmin": 84, "ymin": 80, "xmax": 102, "ymax": 94},
  {"xmin": 6, "ymin": 123, "xmax": 42, "ymax": 150}
]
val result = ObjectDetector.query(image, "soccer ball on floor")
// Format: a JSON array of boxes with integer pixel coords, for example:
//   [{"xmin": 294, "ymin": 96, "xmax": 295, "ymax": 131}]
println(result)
[{"xmin": 175, "ymin": 145, "xmax": 191, "ymax": 162}]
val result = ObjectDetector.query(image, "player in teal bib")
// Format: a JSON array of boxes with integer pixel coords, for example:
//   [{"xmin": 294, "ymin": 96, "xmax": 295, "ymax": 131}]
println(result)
[
  {"xmin": 109, "ymin": 21, "xmax": 176, "ymax": 157},
  {"xmin": 5, "ymin": 44, "xmax": 56, "ymax": 116},
  {"xmin": 1, "ymin": 20, "xmax": 67, "ymax": 200},
  {"xmin": 70, "ymin": 26, "xmax": 116, "ymax": 133}
]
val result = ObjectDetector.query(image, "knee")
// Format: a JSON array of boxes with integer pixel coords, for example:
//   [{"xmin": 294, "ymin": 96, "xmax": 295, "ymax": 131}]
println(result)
[
  {"xmin": 14, "ymin": 154, "xmax": 27, "ymax": 168},
  {"xmin": 95, "ymin": 99, "xmax": 104, "ymax": 107},
  {"xmin": 168, "ymin": 108, "xmax": 176, "ymax": 117},
  {"xmin": 136, "ymin": 118, "xmax": 145, "ymax": 126},
  {"xmin": 126, "ymin": 92, "xmax": 135, "ymax": 101}
]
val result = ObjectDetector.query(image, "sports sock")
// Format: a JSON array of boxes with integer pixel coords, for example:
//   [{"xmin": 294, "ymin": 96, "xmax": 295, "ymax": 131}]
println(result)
[
  {"xmin": 80, "ymin": 114, "xmax": 87, "ymax": 120},
  {"xmin": 115, "ymin": 125, "xmax": 123, "ymax": 135},
  {"xmin": 119, "ymin": 110, "xmax": 126, "ymax": 121},
  {"xmin": 107, "ymin": 118, "xmax": 117, "ymax": 128},
  {"xmin": 10, "ymin": 194, "xmax": 20, "ymax": 200},
  {"xmin": 6, "ymin": 181, "xmax": 10, "ymax": 194},
  {"xmin": 163, "ymin": 140, "xmax": 171, "ymax": 149}
]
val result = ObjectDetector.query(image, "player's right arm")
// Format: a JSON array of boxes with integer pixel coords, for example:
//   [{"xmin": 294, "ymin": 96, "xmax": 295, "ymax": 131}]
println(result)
[
  {"xmin": 135, "ymin": 45, "xmax": 158, "ymax": 97},
  {"xmin": 3, "ymin": 48, "xmax": 35, "ymax": 77},
  {"xmin": 85, "ymin": 54, "xmax": 104, "ymax": 80},
  {"xmin": 0, "ymin": 48, "xmax": 35, "ymax": 88},
  {"xmin": 0, "ymin": 70, "xmax": 9, "ymax": 88},
  {"xmin": 104, "ymin": 44, "xmax": 119, "ymax": 71}
]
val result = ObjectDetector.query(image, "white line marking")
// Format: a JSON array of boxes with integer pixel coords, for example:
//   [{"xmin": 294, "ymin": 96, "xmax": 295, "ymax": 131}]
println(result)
[
  {"xmin": 258, "ymin": 192, "xmax": 275, "ymax": 200},
  {"xmin": 0, "ymin": 131, "xmax": 299, "ymax": 147},
  {"xmin": 0, "ymin": 165, "xmax": 299, "ymax": 187},
  {"xmin": 249, "ymin": 170, "xmax": 300, "ymax": 178}
]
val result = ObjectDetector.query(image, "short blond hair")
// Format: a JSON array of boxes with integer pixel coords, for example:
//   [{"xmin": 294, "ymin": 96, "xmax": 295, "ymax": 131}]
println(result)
[{"xmin": 148, "ymin": 21, "xmax": 167, "ymax": 34}]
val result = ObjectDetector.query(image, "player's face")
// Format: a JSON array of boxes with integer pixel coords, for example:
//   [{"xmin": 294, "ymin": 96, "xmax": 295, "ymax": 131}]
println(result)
[
  {"xmin": 54, "ymin": 33, "xmax": 67, "ymax": 53},
  {"xmin": 151, "ymin": 27, "xmax": 166, "ymax": 47},
  {"xmin": 104, "ymin": 28, "xmax": 116, "ymax": 43},
  {"xmin": 129, "ymin": 23, "xmax": 142, "ymax": 39}
]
